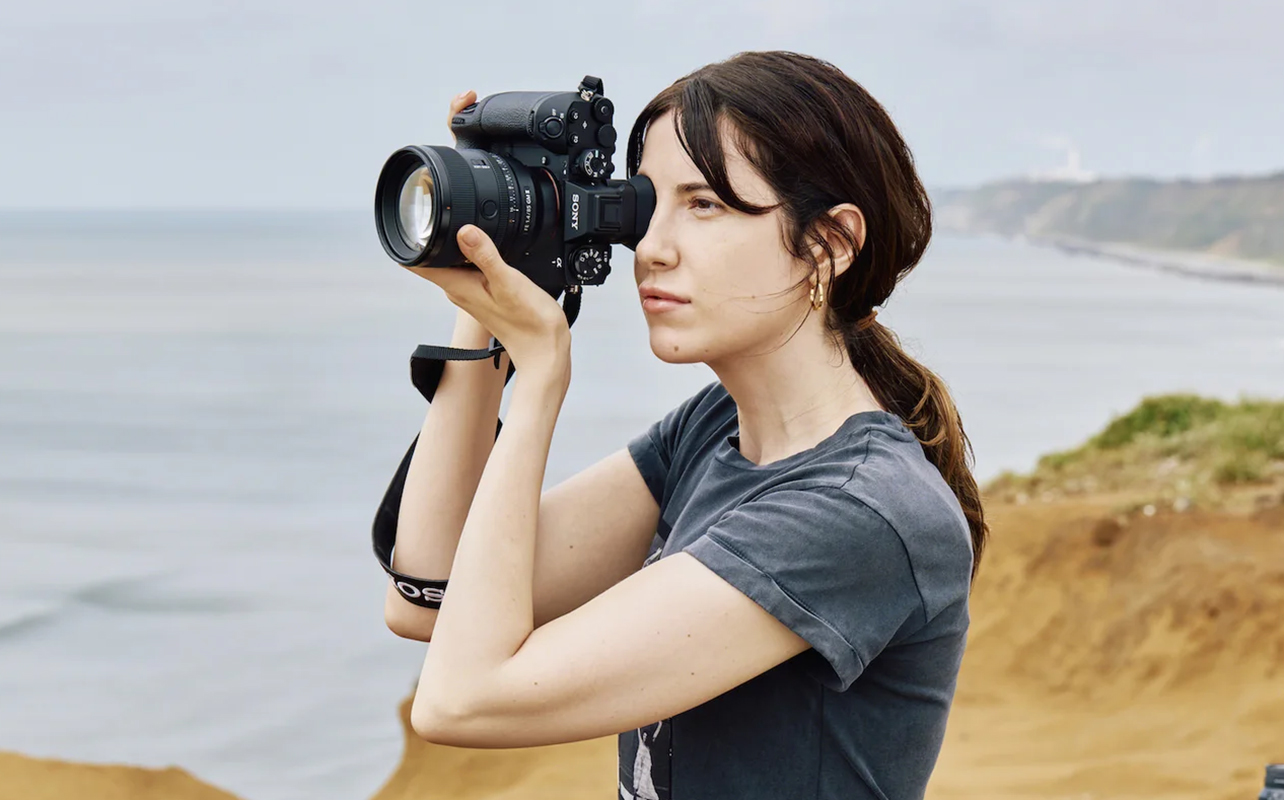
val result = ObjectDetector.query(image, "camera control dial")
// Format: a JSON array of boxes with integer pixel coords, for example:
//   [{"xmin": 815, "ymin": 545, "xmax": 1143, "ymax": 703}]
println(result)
[
  {"xmin": 572, "ymin": 246, "xmax": 609, "ymax": 283},
  {"xmin": 576, "ymin": 149, "xmax": 610, "ymax": 180}
]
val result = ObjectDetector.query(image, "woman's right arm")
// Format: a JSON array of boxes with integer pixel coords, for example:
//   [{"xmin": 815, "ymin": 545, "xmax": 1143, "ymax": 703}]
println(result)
[
  {"xmin": 383, "ymin": 90, "xmax": 662, "ymax": 641},
  {"xmin": 386, "ymin": 430, "xmax": 663, "ymax": 642},
  {"xmin": 383, "ymin": 309, "xmax": 510, "ymax": 639},
  {"xmin": 384, "ymin": 312, "xmax": 662, "ymax": 639},
  {"xmin": 384, "ymin": 307, "xmax": 662, "ymax": 640}
]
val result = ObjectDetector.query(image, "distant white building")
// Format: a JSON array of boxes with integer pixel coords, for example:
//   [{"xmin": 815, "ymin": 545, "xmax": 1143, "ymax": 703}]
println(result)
[{"xmin": 1029, "ymin": 143, "xmax": 1096, "ymax": 183}]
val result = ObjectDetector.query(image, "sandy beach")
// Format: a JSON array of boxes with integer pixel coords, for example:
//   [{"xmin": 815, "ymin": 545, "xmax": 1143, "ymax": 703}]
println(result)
[{"xmin": 7, "ymin": 483, "xmax": 1280, "ymax": 799}]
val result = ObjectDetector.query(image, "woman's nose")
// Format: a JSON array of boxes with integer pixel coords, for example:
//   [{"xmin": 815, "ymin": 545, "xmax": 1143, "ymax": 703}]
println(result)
[{"xmin": 633, "ymin": 216, "xmax": 678, "ymax": 270}]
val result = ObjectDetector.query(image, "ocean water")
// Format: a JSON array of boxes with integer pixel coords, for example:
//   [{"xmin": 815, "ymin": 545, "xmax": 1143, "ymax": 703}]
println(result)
[{"xmin": 1, "ymin": 210, "xmax": 1281, "ymax": 800}]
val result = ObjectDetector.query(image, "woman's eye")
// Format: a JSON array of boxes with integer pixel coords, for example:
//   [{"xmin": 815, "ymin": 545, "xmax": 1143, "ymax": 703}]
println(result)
[{"xmin": 690, "ymin": 197, "xmax": 722, "ymax": 213}]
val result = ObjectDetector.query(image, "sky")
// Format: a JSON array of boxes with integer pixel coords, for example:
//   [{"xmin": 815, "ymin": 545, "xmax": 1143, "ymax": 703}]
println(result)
[{"xmin": 3, "ymin": 0, "xmax": 1281, "ymax": 209}]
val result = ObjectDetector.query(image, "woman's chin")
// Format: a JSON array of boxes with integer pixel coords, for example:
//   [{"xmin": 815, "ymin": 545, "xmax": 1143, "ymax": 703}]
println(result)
[{"xmin": 648, "ymin": 331, "xmax": 702, "ymax": 364}]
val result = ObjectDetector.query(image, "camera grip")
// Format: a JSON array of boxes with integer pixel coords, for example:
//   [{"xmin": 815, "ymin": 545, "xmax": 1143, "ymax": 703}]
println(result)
[{"xmin": 451, "ymin": 90, "xmax": 562, "ymax": 147}]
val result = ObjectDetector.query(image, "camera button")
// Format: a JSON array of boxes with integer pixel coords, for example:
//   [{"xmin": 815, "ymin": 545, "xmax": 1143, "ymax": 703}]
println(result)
[
  {"xmin": 592, "ymin": 99, "xmax": 613, "ymax": 123},
  {"xmin": 540, "ymin": 117, "xmax": 565, "ymax": 138},
  {"xmin": 481, "ymin": 200, "xmax": 498, "ymax": 219}
]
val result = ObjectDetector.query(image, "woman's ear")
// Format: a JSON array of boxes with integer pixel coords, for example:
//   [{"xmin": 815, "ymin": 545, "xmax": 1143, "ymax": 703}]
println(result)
[{"xmin": 807, "ymin": 203, "xmax": 866, "ymax": 281}]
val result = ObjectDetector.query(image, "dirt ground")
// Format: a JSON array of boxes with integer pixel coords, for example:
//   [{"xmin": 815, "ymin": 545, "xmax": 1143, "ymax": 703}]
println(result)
[
  {"xmin": 927, "ymin": 496, "xmax": 1284, "ymax": 800},
  {"xmin": 5, "ymin": 494, "xmax": 1282, "ymax": 799}
]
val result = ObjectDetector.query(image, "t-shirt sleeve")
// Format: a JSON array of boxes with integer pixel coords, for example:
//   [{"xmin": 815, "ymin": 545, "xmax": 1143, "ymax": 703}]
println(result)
[
  {"xmin": 681, "ymin": 486, "xmax": 925, "ymax": 692},
  {"xmin": 627, "ymin": 381, "xmax": 720, "ymax": 506}
]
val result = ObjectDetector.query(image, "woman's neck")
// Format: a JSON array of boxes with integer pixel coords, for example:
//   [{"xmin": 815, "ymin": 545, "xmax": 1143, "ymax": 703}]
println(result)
[{"xmin": 710, "ymin": 328, "xmax": 885, "ymax": 467}]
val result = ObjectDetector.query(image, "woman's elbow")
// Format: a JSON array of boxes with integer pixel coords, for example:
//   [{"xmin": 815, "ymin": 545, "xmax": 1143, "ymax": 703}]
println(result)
[
  {"xmin": 409, "ymin": 693, "xmax": 455, "ymax": 743},
  {"xmin": 384, "ymin": 592, "xmax": 436, "ymax": 641}
]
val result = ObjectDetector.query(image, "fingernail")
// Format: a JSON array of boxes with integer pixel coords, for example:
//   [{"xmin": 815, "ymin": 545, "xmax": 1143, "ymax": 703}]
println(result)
[{"xmin": 460, "ymin": 227, "xmax": 480, "ymax": 246}]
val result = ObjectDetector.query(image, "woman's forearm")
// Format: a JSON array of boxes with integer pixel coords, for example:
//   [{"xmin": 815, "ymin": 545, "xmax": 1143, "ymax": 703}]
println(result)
[
  {"xmin": 413, "ymin": 354, "xmax": 570, "ymax": 714},
  {"xmin": 384, "ymin": 312, "xmax": 511, "ymax": 639}
]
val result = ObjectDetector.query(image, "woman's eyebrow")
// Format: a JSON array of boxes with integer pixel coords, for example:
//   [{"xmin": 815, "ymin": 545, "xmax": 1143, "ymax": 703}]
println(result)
[
  {"xmin": 634, "ymin": 173, "xmax": 714, "ymax": 195},
  {"xmin": 675, "ymin": 181, "xmax": 713, "ymax": 195}
]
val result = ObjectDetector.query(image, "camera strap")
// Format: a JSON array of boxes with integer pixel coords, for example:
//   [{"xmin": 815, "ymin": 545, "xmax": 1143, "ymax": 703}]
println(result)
[{"xmin": 371, "ymin": 288, "xmax": 582, "ymax": 608}]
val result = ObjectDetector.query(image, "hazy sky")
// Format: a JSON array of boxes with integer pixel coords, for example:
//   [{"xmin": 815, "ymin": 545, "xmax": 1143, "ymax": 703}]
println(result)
[{"xmin": 4, "ymin": 0, "xmax": 1281, "ymax": 209}]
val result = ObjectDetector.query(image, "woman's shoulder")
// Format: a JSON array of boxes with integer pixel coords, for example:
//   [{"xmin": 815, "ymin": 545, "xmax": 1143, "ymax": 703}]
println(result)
[
  {"xmin": 829, "ymin": 426, "xmax": 975, "ymax": 616},
  {"xmin": 750, "ymin": 416, "xmax": 972, "ymax": 617}
]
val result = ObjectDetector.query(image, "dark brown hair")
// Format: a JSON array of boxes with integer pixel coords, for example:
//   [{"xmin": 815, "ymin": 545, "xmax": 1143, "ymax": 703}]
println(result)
[{"xmin": 627, "ymin": 50, "xmax": 988, "ymax": 580}]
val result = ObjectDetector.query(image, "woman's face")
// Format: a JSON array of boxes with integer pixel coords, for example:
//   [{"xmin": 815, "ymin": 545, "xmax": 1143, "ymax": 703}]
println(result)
[{"xmin": 633, "ymin": 110, "xmax": 810, "ymax": 365}]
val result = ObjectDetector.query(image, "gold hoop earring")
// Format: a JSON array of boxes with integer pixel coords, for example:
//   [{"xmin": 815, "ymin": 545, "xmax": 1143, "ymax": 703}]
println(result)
[{"xmin": 809, "ymin": 279, "xmax": 825, "ymax": 310}]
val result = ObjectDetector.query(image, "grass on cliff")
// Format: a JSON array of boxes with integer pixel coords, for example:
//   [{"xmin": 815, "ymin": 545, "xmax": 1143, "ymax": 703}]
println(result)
[{"xmin": 984, "ymin": 393, "xmax": 1284, "ymax": 512}]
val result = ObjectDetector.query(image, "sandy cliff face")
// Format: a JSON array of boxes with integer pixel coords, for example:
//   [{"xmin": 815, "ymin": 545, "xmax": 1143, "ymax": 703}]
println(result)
[
  {"xmin": 931, "ymin": 496, "xmax": 1284, "ymax": 800},
  {"xmin": 367, "ymin": 698, "xmax": 615, "ymax": 800},
  {"xmin": 5, "ymin": 500, "xmax": 1281, "ymax": 799},
  {"xmin": 0, "ymin": 752, "xmax": 242, "ymax": 800}
]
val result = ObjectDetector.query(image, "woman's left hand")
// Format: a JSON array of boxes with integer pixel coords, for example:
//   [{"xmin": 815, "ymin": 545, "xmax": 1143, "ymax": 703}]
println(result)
[{"xmin": 407, "ymin": 225, "xmax": 571, "ymax": 376}]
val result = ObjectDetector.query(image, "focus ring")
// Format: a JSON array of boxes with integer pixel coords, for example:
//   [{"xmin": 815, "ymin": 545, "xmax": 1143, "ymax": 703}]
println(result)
[{"xmin": 435, "ymin": 147, "xmax": 477, "ymax": 241}]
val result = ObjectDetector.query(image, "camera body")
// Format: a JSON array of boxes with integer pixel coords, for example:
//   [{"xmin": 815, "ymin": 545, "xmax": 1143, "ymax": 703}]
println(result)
[{"xmin": 374, "ymin": 76, "xmax": 654, "ymax": 294}]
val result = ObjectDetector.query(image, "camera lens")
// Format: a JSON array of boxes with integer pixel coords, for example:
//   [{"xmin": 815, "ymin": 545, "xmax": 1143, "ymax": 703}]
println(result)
[
  {"xmin": 375, "ymin": 145, "xmax": 554, "ymax": 270},
  {"xmin": 375, "ymin": 137, "xmax": 655, "ymax": 291},
  {"xmin": 397, "ymin": 165, "xmax": 435, "ymax": 252}
]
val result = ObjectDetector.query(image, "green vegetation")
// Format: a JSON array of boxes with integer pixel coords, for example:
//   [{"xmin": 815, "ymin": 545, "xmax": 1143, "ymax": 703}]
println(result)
[
  {"xmin": 936, "ymin": 173, "xmax": 1284, "ymax": 265},
  {"xmin": 984, "ymin": 393, "xmax": 1284, "ymax": 511}
]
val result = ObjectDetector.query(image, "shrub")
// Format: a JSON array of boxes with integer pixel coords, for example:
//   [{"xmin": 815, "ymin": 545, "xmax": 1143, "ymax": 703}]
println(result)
[{"xmin": 1089, "ymin": 395, "xmax": 1227, "ymax": 449}]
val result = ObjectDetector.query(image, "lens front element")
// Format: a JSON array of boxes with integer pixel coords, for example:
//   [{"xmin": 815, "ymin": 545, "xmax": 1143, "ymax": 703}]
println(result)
[{"xmin": 397, "ymin": 165, "xmax": 435, "ymax": 252}]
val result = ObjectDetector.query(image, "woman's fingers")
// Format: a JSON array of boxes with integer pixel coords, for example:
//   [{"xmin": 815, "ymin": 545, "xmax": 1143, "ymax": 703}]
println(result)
[
  {"xmin": 446, "ymin": 90, "xmax": 476, "ymax": 141},
  {"xmin": 458, "ymin": 225, "xmax": 501, "ymax": 271}
]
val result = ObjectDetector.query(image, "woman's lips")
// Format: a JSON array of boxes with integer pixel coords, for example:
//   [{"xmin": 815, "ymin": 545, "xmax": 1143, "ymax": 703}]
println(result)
[
  {"xmin": 638, "ymin": 285, "xmax": 690, "ymax": 314},
  {"xmin": 641, "ymin": 296, "xmax": 688, "ymax": 314}
]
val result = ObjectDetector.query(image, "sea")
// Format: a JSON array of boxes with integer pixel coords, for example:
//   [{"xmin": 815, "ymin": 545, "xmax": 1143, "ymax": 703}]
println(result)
[{"xmin": 1, "ymin": 209, "xmax": 1281, "ymax": 800}]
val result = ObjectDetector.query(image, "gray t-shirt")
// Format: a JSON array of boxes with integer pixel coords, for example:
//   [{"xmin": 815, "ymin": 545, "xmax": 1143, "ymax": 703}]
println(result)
[{"xmin": 618, "ymin": 381, "xmax": 973, "ymax": 800}]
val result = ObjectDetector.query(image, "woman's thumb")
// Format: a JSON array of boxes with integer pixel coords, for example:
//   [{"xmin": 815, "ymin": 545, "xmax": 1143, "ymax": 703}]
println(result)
[{"xmin": 458, "ymin": 225, "xmax": 502, "ymax": 274}]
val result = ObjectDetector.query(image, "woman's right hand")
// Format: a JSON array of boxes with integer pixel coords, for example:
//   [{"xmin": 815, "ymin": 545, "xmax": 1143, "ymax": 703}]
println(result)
[{"xmin": 446, "ymin": 89, "xmax": 477, "ymax": 143}]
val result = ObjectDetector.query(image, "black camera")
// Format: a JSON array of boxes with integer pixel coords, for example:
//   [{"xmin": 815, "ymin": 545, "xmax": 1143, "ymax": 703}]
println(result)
[{"xmin": 374, "ymin": 76, "xmax": 655, "ymax": 294}]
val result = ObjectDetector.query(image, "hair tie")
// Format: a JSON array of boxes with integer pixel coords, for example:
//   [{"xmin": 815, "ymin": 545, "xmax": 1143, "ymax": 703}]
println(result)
[{"xmin": 854, "ymin": 308, "xmax": 879, "ymax": 331}]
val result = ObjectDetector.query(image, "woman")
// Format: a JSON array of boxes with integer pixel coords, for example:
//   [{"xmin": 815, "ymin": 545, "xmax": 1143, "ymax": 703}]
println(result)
[{"xmin": 383, "ymin": 50, "xmax": 988, "ymax": 800}]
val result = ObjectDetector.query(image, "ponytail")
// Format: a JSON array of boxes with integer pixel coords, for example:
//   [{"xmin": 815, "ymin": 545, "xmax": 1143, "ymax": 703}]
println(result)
[{"xmin": 842, "ymin": 320, "xmax": 988, "ymax": 582}]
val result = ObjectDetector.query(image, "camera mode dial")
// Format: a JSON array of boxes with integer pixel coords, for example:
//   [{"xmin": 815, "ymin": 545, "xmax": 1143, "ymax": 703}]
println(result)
[
  {"xmin": 576, "ymin": 149, "xmax": 610, "ymax": 180},
  {"xmin": 572, "ymin": 246, "xmax": 609, "ymax": 283}
]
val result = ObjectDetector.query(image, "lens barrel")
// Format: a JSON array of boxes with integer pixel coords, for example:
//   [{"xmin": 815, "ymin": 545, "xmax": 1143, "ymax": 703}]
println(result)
[{"xmin": 375, "ymin": 145, "xmax": 551, "ymax": 269}]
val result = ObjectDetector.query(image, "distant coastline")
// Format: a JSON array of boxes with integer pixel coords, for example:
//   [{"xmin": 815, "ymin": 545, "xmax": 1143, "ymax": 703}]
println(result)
[
  {"xmin": 934, "ymin": 171, "xmax": 1284, "ymax": 287},
  {"xmin": 1018, "ymin": 233, "xmax": 1284, "ymax": 287}
]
